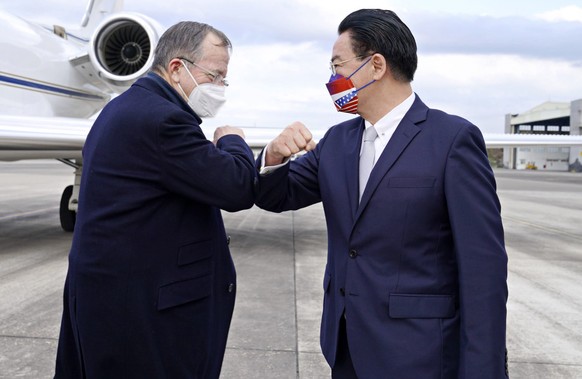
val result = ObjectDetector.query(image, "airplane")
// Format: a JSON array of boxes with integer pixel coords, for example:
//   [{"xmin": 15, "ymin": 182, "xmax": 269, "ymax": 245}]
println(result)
[
  {"xmin": 0, "ymin": 0, "xmax": 164, "ymax": 231},
  {"xmin": 2, "ymin": 1, "xmax": 582, "ymax": 233}
]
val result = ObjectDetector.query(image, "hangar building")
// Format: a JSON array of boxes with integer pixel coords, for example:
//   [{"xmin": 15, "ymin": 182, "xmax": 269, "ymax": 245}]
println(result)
[{"xmin": 504, "ymin": 99, "xmax": 582, "ymax": 171}]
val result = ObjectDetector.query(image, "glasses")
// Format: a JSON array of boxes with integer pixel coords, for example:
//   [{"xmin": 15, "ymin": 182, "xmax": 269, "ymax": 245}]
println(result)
[
  {"xmin": 329, "ymin": 55, "xmax": 366, "ymax": 76},
  {"xmin": 329, "ymin": 54, "xmax": 377, "ymax": 76},
  {"xmin": 179, "ymin": 57, "xmax": 229, "ymax": 87}
]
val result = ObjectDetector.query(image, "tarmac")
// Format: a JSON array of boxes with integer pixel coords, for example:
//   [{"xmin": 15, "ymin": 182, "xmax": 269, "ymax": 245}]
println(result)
[{"xmin": 1, "ymin": 161, "xmax": 581, "ymax": 378}]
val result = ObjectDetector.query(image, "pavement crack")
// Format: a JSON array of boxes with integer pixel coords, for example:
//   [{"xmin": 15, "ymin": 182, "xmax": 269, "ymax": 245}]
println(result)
[{"xmin": 0, "ymin": 334, "xmax": 57, "ymax": 341}]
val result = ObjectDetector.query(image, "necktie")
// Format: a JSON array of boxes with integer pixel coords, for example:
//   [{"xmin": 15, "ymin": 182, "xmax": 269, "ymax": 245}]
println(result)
[{"xmin": 359, "ymin": 126, "xmax": 378, "ymax": 201}]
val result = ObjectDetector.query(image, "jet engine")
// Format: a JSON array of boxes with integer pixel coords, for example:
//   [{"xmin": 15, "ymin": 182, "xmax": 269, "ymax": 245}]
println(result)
[{"xmin": 88, "ymin": 13, "xmax": 163, "ymax": 89}]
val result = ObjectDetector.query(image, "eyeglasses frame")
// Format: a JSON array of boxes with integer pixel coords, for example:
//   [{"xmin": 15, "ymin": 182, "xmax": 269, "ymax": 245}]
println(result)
[{"xmin": 178, "ymin": 57, "xmax": 229, "ymax": 87}]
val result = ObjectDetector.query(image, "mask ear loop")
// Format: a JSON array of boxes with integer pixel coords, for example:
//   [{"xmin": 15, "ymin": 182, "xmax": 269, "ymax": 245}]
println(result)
[
  {"xmin": 346, "ymin": 57, "xmax": 375, "ymax": 93},
  {"xmin": 177, "ymin": 60, "xmax": 202, "ymax": 100},
  {"xmin": 180, "ymin": 60, "xmax": 201, "ymax": 87},
  {"xmin": 346, "ymin": 57, "xmax": 372, "ymax": 80},
  {"xmin": 177, "ymin": 82, "xmax": 189, "ymax": 101}
]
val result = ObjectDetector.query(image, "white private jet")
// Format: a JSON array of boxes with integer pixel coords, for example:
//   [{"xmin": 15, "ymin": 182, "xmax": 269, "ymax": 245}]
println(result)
[
  {"xmin": 2, "ymin": 0, "xmax": 582, "ymax": 232},
  {"xmin": 0, "ymin": 0, "xmax": 163, "ymax": 230}
]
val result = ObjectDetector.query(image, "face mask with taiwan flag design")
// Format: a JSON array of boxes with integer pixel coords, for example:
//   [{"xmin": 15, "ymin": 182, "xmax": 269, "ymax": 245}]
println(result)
[{"xmin": 325, "ymin": 57, "xmax": 375, "ymax": 114}]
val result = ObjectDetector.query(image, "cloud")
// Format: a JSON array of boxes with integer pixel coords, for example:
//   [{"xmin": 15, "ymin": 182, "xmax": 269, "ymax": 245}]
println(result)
[
  {"xmin": 5, "ymin": 0, "xmax": 582, "ymax": 135},
  {"xmin": 201, "ymin": 5, "xmax": 582, "ymax": 134},
  {"xmin": 414, "ymin": 53, "xmax": 582, "ymax": 132},
  {"xmin": 0, "ymin": 2, "xmax": 84, "ymax": 27},
  {"xmin": 203, "ymin": 41, "xmax": 352, "ymax": 130},
  {"xmin": 205, "ymin": 46, "xmax": 582, "ymax": 135},
  {"xmin": 406, "ymin": 11, "xmax": 582, "ymax": 64},
  {"xmin": 124, "ymin": 0, "xmax": 339, "ymax": 47},
  {"xmin": 535, "ymin": 5, "xmax": 582, "ymax": 22}
]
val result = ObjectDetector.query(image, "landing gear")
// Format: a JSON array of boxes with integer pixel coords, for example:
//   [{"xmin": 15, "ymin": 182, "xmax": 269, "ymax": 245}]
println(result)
[
  {"xmin": 56, "ymin": 158, "xmax": 82, "ymax": 232},
  {"xmin": 60, "ymin": 185, "xmax": 76, "ymax": 232}
]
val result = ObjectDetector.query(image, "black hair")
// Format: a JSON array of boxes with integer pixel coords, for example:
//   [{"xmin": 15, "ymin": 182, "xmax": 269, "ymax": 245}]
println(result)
[{"xmin": 338, "ymin": 9, "xmax": 417, "ymax": 82}]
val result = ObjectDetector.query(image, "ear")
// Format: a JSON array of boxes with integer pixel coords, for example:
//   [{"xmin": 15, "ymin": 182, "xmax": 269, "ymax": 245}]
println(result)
[
  {"xmin": 168, "ymin": 58, "xmax": 184, "ymax": 83},
  {"xmin": 371, "ymin": 53, "xmax": 388, "ymax": 80}
]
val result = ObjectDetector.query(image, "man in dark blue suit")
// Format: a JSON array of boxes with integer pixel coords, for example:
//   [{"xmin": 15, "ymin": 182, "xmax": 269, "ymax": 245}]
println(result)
[
  {"xmin": 256, "ymin": 9, "xmax": 509, "ymax": 379},
  {"xmin": 54, "ymin": 22, "xmax": 257, "ymax": 378}
]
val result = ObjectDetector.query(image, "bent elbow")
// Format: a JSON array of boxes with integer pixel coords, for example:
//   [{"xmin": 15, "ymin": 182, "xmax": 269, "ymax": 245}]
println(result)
[
  {"xmin": 223, "ymin": 195, "xmax": 255, "ymax": 212},
  {"xmin": 222, "ymin": 176, "xmax": 257, "ymax": 212}
]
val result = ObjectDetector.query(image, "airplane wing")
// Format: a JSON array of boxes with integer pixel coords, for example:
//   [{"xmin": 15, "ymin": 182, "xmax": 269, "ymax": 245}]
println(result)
[
  {"xmin": 0, "ymin": 115, "xmax": 90, "ymax": 161},
  {"xmin": 4, "ymin": 120, "xmax": 581, "ymax": 163},
  {"xmin": 483, "ymin": 133, "xmax": 582, "ymax": 147},
  {"xmin": 204, "ymin": 126, "xmax": 582, "ymax": 151}
]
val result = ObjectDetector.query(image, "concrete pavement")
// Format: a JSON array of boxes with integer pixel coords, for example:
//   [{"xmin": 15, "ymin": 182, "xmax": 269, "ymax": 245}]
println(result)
[{"xmin": 1, "ymin": 161, "xmax": 581, "ymax": 378}]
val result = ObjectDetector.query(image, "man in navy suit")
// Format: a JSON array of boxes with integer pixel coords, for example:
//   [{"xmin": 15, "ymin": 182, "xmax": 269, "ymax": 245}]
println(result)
[
  {"xmin": 54, "ymin": 22, "xmax": 257, "ymax": 378},
  {"xmin": 256, "ymin": 9, "xmax": 509, "ymax": 379}
]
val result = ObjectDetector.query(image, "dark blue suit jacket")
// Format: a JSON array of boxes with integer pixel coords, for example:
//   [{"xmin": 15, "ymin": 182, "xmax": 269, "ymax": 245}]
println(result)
[
  {"xmin": 55, "ymin": 73, "xmax": 257, "ymax": 378},
  {"xmin": 256, "ymin": 95, "xmax": 508, "ymax": 378}
]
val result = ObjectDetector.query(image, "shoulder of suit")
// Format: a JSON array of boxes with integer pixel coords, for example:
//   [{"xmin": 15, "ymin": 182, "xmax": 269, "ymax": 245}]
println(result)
[
  {"xmin": 327, "ymin": 116, "xmax": 363, "ymax": 134},
  {"xmin": 424, "ymin": 107, "xmax": 477, "ymax": 131}
]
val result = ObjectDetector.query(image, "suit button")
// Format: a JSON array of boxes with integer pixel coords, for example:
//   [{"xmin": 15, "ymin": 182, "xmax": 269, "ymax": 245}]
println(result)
[
  {"xmin": 339, "ymin": 288, "xmax": 345, "ymax": 296},
  {"xmin": 226, "ymin": 235, "xmax": 231, "ymax": 245},
  {"xmin": 349, "ymin": 249, "xmax": 358, "ymax": 258},
  {"xmin": 228, "ymin": 283, "xmax": 235, "ymax": 293}
]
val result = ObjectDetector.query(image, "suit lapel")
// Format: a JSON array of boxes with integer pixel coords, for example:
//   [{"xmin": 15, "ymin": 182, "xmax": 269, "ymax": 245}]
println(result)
[{"xmin": 353, "ymin": 96, "xmax": 428, "ymax": 224}]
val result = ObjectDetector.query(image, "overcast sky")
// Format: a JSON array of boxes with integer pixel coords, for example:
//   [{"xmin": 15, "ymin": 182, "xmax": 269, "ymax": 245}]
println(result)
[{"xmin": 2, "ymin": 0, "xmax": 582, "ymax": 134}]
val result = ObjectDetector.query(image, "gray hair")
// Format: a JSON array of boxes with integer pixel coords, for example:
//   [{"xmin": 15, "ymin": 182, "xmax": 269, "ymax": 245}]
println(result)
[{"xmin": 151, "ymin": 21, "xmax": 231, "ymax": 72}]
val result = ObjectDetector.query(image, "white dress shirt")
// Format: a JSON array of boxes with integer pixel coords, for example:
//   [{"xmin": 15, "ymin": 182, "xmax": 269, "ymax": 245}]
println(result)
[{"xmin": 361, "ymin": 92, "xmax": 415, "ymax": 167}]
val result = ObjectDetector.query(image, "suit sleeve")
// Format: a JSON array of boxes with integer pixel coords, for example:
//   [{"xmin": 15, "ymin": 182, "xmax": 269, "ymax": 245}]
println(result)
[
  {"xmin": 158, "ymin": 117, "xmax": 257, "ymax": 212},
  {"xmin": 444, "ymin": 124, "xmax": 508, "ymax": 378},
  {"xmin": 254, "ymin": 132, "xmax": 327, "ymax": 212}
]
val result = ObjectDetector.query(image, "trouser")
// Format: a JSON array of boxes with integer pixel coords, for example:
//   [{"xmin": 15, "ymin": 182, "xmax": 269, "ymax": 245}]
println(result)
[{"xmin": 331, "ymin": 316, "xmax": 358, "ymax": 379}]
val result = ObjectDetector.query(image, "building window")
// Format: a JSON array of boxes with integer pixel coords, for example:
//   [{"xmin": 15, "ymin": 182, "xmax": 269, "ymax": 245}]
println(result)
[{"xmin": 519, "ymin": 125, "xmax": 532, "ymax": 131}]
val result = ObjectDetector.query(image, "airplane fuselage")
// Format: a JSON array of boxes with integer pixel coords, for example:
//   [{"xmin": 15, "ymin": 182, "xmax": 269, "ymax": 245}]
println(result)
[{"xmin": 0, "ymin": 12, "xmax": 110, "ymax": 119}]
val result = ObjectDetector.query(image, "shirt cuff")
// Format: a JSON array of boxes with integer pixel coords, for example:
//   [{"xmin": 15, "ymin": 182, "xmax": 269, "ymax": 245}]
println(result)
[{"xmin": 259, "ymin": 145, "xmax": 290, "ymax": 175}]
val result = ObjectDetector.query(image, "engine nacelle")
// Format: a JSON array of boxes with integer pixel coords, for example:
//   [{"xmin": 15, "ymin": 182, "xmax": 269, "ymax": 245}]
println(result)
[{"xmin": 88, "ymin": 13, "xmax": 163, "ymax": 89}]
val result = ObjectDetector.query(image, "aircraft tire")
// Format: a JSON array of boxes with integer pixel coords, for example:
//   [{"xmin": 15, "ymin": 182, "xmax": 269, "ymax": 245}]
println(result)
[{"xmin": 60, "ymin": 185, "xmax": 76, "ymax": 232}]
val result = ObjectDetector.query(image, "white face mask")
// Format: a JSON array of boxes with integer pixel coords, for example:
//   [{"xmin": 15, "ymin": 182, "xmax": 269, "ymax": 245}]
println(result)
[{"xmin": 177, "ymin": 61, "xmax": 226, "ymax": 118}]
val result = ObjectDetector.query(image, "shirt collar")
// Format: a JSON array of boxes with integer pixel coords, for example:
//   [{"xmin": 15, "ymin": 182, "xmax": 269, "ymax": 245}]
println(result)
[{"xmin": 364, "ymin": 92, "xmax": 416, "ymax": 140}]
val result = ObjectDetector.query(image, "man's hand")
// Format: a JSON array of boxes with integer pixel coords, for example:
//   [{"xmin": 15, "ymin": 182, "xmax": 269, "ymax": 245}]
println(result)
[
  {"xmin": 265, "ymin": 122, "xmax": 316, "ymax": 166},
  {"xmin": 213, "ymin": 126, "xmax": 245, "ymax": 145}
]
